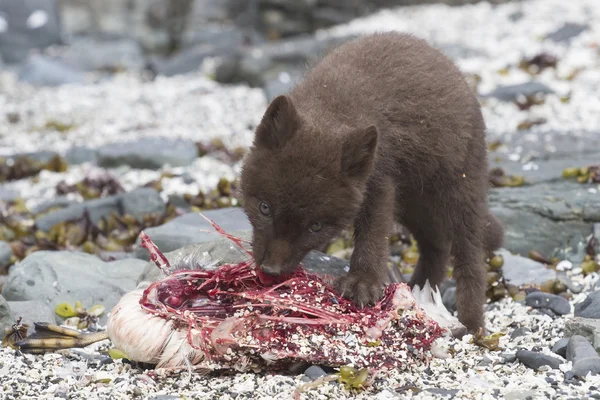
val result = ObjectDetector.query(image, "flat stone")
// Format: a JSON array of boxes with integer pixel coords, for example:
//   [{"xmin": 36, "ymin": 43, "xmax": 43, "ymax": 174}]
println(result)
[
  {"xmin": 32, "ymin": 196, "xmax": 78, "ymax": 215},
  {"xmin": 0, "ymin": 240, "xmax": 13, "ymax": 273},
  {"xmin": 96, "ymin": 138, "xmax": 198, "ymax": 169},
  {"xmin": 500, "ymin": 353, "xmax": 517, "ymax": 363},
  {"xmin": 17, "ymin": 54, "xmax": 86, "ymax": 87},
  {"xmin": 552, "ymin": 338, "xmax": 569, "ymax": 358},
  {"xmin": 575, "ymin": 290, "xmax": 600, "ymax": 319},
  {"xmin": 565, "ymin": 317, "xmax": 600, "ymax": 353},
  {"xmin": 1, "ymin": 251, "xmax": 147, "ymax": 324},
  {"xmin": 425, "ymin": 388, "xmax": 460, "ymax": 397},
  {"xmin": 546, "ymin": 23, "xmax": 589, "ymax": 42},
  {"xmin": 489, "ymin": 181, "xmax": 600, "ymax": 257},
  {"xmin": 511, "ymin": 327, "xmax": 532, "ymax": 340},
  {"xmin": 8, "ymin": 300, "xmax": 56, "ymax": 334},
  {"xmin": 483, "ymin": 81, "xmax": 554, "ymax": 102},
  {"xmin": 516, "ymin": 349, "xmax": 563, "ymax": 370},
  {"xmin": 525, "ymin": 292, "xmax": 571, "ymax": 315},
  {"xmin": 497, "ymin": 249, "xmax": 555, "ymax": 287},
  {"xmin": 36, "ymin": 188, "xmax": 165, "ymax": 231},
  {"xmin": 134, "ymin": 207, "xmax": 251, "ymax": 260},
  {"xmin": 0, "ymin": 0, "xmax": 61, "ymax": 63},
  {"xmin": 56, "ymin": 36, "xmax": 145, "ymax": 73},
  {"xmin": 65, "ymin": 146, "xmax": 98, "ymax": 165}
]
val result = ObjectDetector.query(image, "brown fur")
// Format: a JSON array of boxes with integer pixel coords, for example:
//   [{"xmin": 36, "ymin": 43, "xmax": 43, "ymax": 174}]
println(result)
[{"xmin": 239, "ymin": 32, "xmax": 504, "ymax": 333}]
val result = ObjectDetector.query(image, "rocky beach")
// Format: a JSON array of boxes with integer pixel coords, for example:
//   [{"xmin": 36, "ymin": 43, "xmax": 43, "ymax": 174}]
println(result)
[{"xmin": 1, "ymin": 0, "xmax": 600, "ymax": 398}]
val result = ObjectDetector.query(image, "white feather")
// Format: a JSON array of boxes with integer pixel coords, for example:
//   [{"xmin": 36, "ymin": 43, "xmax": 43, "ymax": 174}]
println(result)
[{"xmin": 411, "ymin": 280, "xmax": 466, "ymax": 337}]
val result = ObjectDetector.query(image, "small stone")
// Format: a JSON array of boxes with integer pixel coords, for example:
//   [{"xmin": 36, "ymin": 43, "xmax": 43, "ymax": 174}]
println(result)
[
  {"xmin": 556, "ymin": 272, "xmax": 583, "ymax": 294},
  {"xmin": 304, "ymin": 365, "xmax": 327, "ymax": 380},
  {"xmin": 574, "ymin": 290, "xmax": 600, "ymax": 319},
  {"xmin": 442, "ymin": 286, "xmax": 457, "ymax": 313},
  {"xmin": 546, "ymin": 23, "xmax": 589, "ymax": 42},
  {"xmin": 525, "ymin": 292, "xmax": 571, "ymax": 315},
  {"xmin": 425, "ymin": 388, "xmax": 459, "ymax": 397},
  {"xmin": 511, "ymin": 327, "xmax": 532, "ymax": 340},
  {"xmin": 516, "ymin": 350, "xmax": 563, "ymax": 370},
  {"xmin": 552, "ymin": 338, "xmax": 569, "ymax": 358},
  {"xmin": 96, "ymin": 138, "xmax": 198, "ymax": 169},
  {"xmin": 500, "ymin": 353, "xmax": 517, "ymax": 363},
  {"xmin": 484, "ymin": 82, "xmax": 554, "ymax": 102}
]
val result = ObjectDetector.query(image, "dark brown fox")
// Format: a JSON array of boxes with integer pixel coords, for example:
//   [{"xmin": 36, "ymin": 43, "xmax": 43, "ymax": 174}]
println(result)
[{"xmin": 239, "ymin": 32, "xmax": 503, "ymax": 333}]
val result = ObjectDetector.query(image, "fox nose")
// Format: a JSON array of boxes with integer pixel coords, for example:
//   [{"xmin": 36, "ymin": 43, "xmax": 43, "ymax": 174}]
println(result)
[{"xmin": 260, "ymin": 264, "xmax": 282, "ymax": 276}]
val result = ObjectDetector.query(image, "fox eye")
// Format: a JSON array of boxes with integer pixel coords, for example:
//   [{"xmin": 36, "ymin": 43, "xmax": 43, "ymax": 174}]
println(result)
[
  {"xmin": 259, "ymin": 201, "xmax": 271, "ymax": 216},
  {"xmin": 309, "ymin": 222, "xmax": 323, "ymax": 233}
]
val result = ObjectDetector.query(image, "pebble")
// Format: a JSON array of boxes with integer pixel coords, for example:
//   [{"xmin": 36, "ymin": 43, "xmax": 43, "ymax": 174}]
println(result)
[
  {"xmin": 304, "ymin": 365, "xmax": 327, "ymax": 380},
  {"xmin": 552, "ymin": 338, "xmax": 569, "ymax": 358},
  {"xmin": 525, "ymin": 292, "xmax": 571, "ymax": 316},
  {"xmin": 575, "ymin": 291, "xmax": 600, "ymax": 319},
  {"xmin": 511, "ymin": 327, "xmax": 532, "ymax": 340},
  {"xmin": 516, "ymin": 350, "xmax": 563, "ymax": 371}
]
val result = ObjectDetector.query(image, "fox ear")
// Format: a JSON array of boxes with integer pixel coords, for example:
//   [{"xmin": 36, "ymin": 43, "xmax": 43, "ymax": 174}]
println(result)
[
  {"xmin": 341, "ymin": 125, "xmax": 379, "ymax": 178},
  {"xmin": 254, "ymin": 95, "xmax": 300, "ymax": 150}
]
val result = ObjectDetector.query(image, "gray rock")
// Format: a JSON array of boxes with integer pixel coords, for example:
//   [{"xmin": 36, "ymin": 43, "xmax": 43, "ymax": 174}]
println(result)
[
  {"xmin": 516, "ymin": 349, "xmax": 562, "ymax": 370},
  {"xmin": 65, "ymin": 146, "xmax": 98, "ymax": 165},
  {"xmin": 8, "ymin": 300, "xmax": 56, "ymax": 334},
  {"xmin": 552, "ymin": 338, "xmax": 569, "ymax": 358},
  {"xmin": 1, "ymin": 251, "xmax": 147, "ymax": 324},
  {"xmin": 17, "ymin": 54, "xmax": 86, "ymax": 87},
  {"xmin": 546, "ymin": 23, "xmax": 589, "ymax": 42},
  {"xmin": 138, "ymin": 229, "xmax": 350, "ymax": 284},
  {"xmin": 0, "ymin": 241, "xmax": 13, "ymax": 273},
  {"xmin": 32, "ymin": 196, "xmax": 78, "ymax": 215},
  {"xmin": 121, "ymin": 188, "xmax": 167, "ymax": 219},
  {"xmin": 442, "ymin": 286, "xmax": 457, "ymax": 313},
  {"xmin": 96, "ymin": 138, "xmax": 198, "ymax": 169},
  {"xmin": 484, "ymin": 82, "xmax": 554, "ymax": 102},
  {"xmin": 304, "ymin": 365, "xmax": 327, "ymax": 380},
  {"xmin": 36, "ymin": 188, "xmax": 165, "ymax": 231},
  {"xmin": 57, "ymin": 36, "xmax": 145, "ymax": 73},
  {"xmin": 0, "ymin": 0, "xmax": 61, "ymax": 63},
  {"xmin": 525, "ymin": 292, "xmax": 571, "ymax": 315},
  {"xmin": 567, "ymin": 335, "xmax": 600, "ymax": 377},
  {"xmin": 489, "ymin": 181, "xmax": 600, "ymax": 257},
  {"xmin": 565, "ymin": 317, "xmax": 600, "ymax": 353},
  {"xmin": 134, "ymin": 207, "xmax": 251, "ymax": 260},
  {"xmin": 425, "ymin": 388, "xmax": 460, "ymax": 397},
  {"xmin": 0, "ymin": 295, "xmax": 14, "ymax": 336},
  {"xmin": 556, "ymin": 272, "xmax": 584, "ymax": 295},
  {"xmin": 511, "ymin": 327, "xmax": 532, "ymax": 340},
  {"xmin": 500, "ymin": 352, "xmax": 517, "ymax": 363},
  {"xmin": 575, "ymin": 291, "xmax": 600, "ymax": 319},
  {"xmin": 496, "ymin": 249, "xmax": 555, "ymax": 287}
]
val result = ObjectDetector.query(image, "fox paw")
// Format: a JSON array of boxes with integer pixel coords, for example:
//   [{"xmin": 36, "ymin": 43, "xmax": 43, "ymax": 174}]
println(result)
[{"xmin": 334, "ymin": 273, "xmax": 385, "ymax": 308}]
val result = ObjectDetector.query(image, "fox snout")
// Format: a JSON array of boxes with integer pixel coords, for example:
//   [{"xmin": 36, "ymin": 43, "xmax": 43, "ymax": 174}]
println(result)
[{"xmin": 256, "ymin": 239, "xmax": 297, "ymax": 276}]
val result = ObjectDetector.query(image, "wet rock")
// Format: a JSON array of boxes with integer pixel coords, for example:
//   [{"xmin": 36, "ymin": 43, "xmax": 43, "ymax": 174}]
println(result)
[
  {"xmin": 120, "ymin": 188, "xmax": 167, "ymax": 220},
  {"xmin": 567, "ymin": 335, "xmax": 600, "ymax": 377},
  {"xmin": 134, "ymin": 207, "xmax": 251, "ymax": 260},
  {"xmin": 511, "ymin": 327, "xmax": 532, "ymax": 340},
  {"xmin": 489, "ymin": 181, "xmax": 600, "ymax": 257},
  {"xmin": 1, "ymin": 251, "xmax": 147, "ymax": 324},
  {"xmin": 525, "ymin": 292, "xmax": 571, "ymax": 315},
  {"xmin": 0, "ymin": 295, "xmax": 13, "ymax": 336},
  {"xmin": 552, "ymin": 338, "xmax": 569, "ymax": 358},
  {"xmin": 0, "ymin": 0, "xmax": 61, "ymax": 63},
  {"xmin": 496, "ymin": 249, "xmax": 555, "ymax": 287},
  {"xmin": 304, "ymin": 365, "xmax": 327, "ymax": 380},
  {"xmin": 516, "ymin": 349, "xmax": 562, "ymax": 370},
  {"xmin": 17, "ymin": 54, "xmax": 86, "ymax": 87},
  {"xmin": 565, "ymin": 318, "xmax": 600, "ymax": 353},
  {"xmin": 483, "ymin": 82, "xmax": 554, "ymax": 102},
  {"xmin": 96, "ymin": 138, "xmax": 198, "ymax": 169},
  {"xmin": 546, "ymin": 23, "xmax": 589, "ymax": 42},
  {"xmin": 8, "ymin": 300, "xmax": 56, "ymax": 334},
  {"xmin": 574, "ymin": 291, "xmax": 600, "ymax": 319},
  {"xmin": 65, "ymin": 146, "xmax": 98, "ymax": 165},
  {"xmin": 0, "ymin": 241, "xmax": 13, "ymax": 273},
  {"xmin": 36, "ymin": 188, "xmax": 165, "ymax": 231}
]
